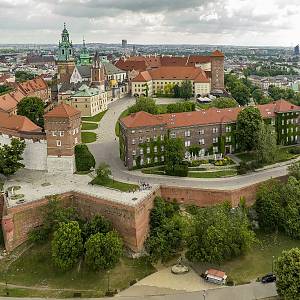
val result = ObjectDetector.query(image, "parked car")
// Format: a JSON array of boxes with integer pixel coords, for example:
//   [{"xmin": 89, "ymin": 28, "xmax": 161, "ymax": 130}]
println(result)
[{"xmin": 261, "ymin": 273, "xmax": 276, "ymax": 283}]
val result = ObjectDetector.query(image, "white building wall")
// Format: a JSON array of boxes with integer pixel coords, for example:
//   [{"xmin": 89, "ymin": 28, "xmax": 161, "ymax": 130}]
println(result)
[{"xmin": 0, "ymin": 134, "xmax": 47, "ymax": 171}]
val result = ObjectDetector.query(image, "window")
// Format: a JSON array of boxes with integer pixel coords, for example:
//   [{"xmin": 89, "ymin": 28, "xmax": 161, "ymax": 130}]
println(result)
[
  {"xmin": 146, "ymin": 137, "xmax": 150, "ymax": 143},
  {"xmin": 170, "ymin": 132, "xmax": 176, "ymax": 138},
  {"xmin": 74, "ymin": 137, "xmax": 78, "ymax": 144},
  {"xmin": 282, "ymin": 120, "xmax": 284, "ymax": 125},
  {"xmin": 213, "ymin": 137, "xmax": 218, "ymax": 143},
  {"xmin": 52, "ymin": 131, "xmax": 57, "ymax": 136},
  {"xmin": 132, "ymin": 139, "xmax": 136, "ymax": 145},
  {"xmin": 147, "ymin": 147, "xmax": 150, "ymax": 154},
  {"xmin": 282, "ymin": 129, "xmax": 284, "ymax": 134},
  {"xmin": 213, "ymin": 127, "xmax": 218, "ymax": 133},
  {"xmin": 185, "ymin": 140, "xmax": 191, "ymax": 147},
  {"xmin": 131, "ymin": 130, "xmax": 136, "ymax": 134},
  {"xmin": 59, "ymin": 131, "xmax": 64, "ymax": 137},
  {"xmin": 160, "ymin": 135, "xmax": 164, "ymax": 140},
  {"xmin": 185, "ymin": 130, "xmax": 191, "ymax": 137},
  {"xmin": 161, "ymin": 145, "xmax": 164, "ymax": 151},
  {"xmin": 154, "ymin": 146, "xmax": 158, "ymax": 153},
  {"xmin": 140, "ymin": 149, "xmax": 143, "ymax": 155},
  {"xmin": 73, "ymin": 129, "xmax": 76, "ymax": 135},
  {"xmin": 225, "ymin": 126, "xmax": 231, "ymax": 133},
  {"xmin": 139, "ymin": 137, "xmax": 143, "ymax": 143},
  {"xmin": 161, "ymin": 156, "xmax": 165, "ymax": 162},
  {"xmin": 271, "ymin": 119, "xmax": 275, "ymax": 125},
  {"xmin": 132, "ymin": 150, "xmax": 136, "ymax": 156},
  {"xmin": 147, "ymin": 157, "xmax": 151, "ymax": 164},
  {"xmin": 226, "ymin": 136, "xmax": 231, "ymax": 142},
  {"xmin": 199, "ymin": 129, "xmax": 204, "ymax": 135},
  {"xmin": 154, "ymin": 157, "xmax": 158, "ymax": 163},
  {"xmin": 56, "ymin": 140, "xmax": 61, "ymax": 147},
  {"xmin": 140, "ymin": 158, "xmax": 144, "ymax": 165},
  {"xmin": 213, "ymin": 146, "xmax": 218, "ymax": 153},
  {"xmin": 199, "ymin": 138, "xmax": 205, "ymax": 145},
  {"xmin": 153, "ymin": 136, "xmax": 157, "ymax": 141}
]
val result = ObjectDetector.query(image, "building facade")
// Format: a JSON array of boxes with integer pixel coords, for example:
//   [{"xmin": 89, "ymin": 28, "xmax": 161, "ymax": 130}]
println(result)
[{"xmin": 119, "ymin": 100, "xmax": 300, "ymax": 169}]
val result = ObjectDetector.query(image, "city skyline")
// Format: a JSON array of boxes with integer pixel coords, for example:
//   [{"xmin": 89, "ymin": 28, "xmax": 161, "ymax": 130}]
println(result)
[{"xmin": 0, "ymin": 0, "xmax": 300, "ymax": 47}]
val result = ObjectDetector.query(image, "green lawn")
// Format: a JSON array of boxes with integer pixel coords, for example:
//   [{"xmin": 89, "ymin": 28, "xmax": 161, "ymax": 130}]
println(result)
[
  {"xmin": 81, "ymin": 122, "xmax": 98, "ymax": 131},
  {"xmin": 236, "ymin": 145, "xmax": 300, "ymax": 165},
  {"xmin": 90, "ymin": 177, "xmax": 139, "ymax": 192},
  {"xmin": 0, "ymin": 242, "xmax": 155, "ymax": 297},
  {"xmin": 193, "ymin": 232, "xmax": 300, "ymax": 285},
  {"xmin": 81, "ymin": 110, "xmax": 107, "ymax": 123},
  {"xmin": 188, "ymin": 169, "xmax": 237, "ymax": 178},
  {"xmin": 81, "ymin": 132, "xmax": 97, "ymax": 144}
]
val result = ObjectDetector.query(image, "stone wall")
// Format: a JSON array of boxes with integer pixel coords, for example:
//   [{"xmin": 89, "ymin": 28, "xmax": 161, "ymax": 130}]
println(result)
[{"xmin": 1, "ymin": 189, "xmax": 160, "ymax": 253}]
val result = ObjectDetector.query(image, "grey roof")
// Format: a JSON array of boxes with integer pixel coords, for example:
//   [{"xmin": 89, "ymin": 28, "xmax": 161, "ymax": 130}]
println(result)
[
  {"xmin": 77, "ymin": 65, "xmax": 92, "ymax": 78},
  {"xmin": 58, "ymin": 82, "xmax": 83, "ymax": 93},
  {"xmin": 103, "ymin": 62, "xmax": 125, "ymax": 75}
]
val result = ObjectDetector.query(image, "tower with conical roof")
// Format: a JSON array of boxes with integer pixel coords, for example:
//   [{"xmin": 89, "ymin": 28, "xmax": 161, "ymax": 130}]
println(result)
[{"xmin": 56, "ymin": 23, "xmax": 76, "ymax": 83}]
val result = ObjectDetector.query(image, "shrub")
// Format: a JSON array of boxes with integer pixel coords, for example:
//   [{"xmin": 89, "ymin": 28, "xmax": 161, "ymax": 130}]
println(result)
[
  {"xmin": 75, "ymin": 145, "xmax": 95, "ymax": 172},
  {"xmin": 165, "ymin": 164, "xmax": 188, "ymax": 177},
  {"xmin": 28, "ymin": 226, "xmax": 49, "ymax": 244},
  {"xmin": 289, "ymin": 147, "xmax": 300, "ymax": 155}
]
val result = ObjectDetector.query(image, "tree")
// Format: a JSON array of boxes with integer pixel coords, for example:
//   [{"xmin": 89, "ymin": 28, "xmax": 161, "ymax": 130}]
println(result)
[
  {"xmin": 51, "ymin": 221, "xmax": 83, "ymax": 271},
  {"xmin": 75, "ymin": 145, "xmax": 95, "ymax": 172},
  {"xmin": 96, "ymin": 163, "xmax": 111, "ymax": 182},
  {"xmin": 255, "ymin": 179, "xmax": 283, "ymax": 232},
  {"xmin": 85, "ymin": 231, "xmax": 123, "ymax": 271},
  {"xmin": 164, "ymin": 83, "xmax": 175, "ymax": 96},
  {"xmin": 186, "ymin": 202, "xmax": 256, "ymax": 264},
  {"xmin": 17, "ymin": 96, "xmax": 45, "ymax": 127},
  {"xmin": 0, "ymin": 138, "xmax": 26, "ymax": 176},
  {"xmin": 82, "ymin": 215, "xmax": 113, "ymax": 242},
  {"xmin": 166, "ymin": 102, "xmax": 195, "ymax": 113},
  {"xmin": 275, "ymin": 248, "xmax": 300, "ymax": 300},
  {"xmin": 0, "ymin": 85, "xmax": 12, "ymax": 95},
  {"xmin": 236, "ymin": 107, "xmax": 262, "ymax": 151},
  {"xmin": 180, "ymin": 80, "xmax": 193, "ymax": 100},
  {"xmin": 15, "ymin": 70, "xmax": 35, "ymax": 82},
  {"xmin": 173, "ymin": 84, "xmax": 181, "ymax": 98},
  {"xmin": 231, "ymin": 83, "xmax": 251, "ymax": 106},
  {"xmin": 128, "ymin": 97, "xmax": 158, "ymax": 115},
  {"xmin": 143, "ymin": 83, "xmax": 149, "ymax": 97},
  {"xmin": 252, "ymin": 88, "xmax": 264, "ymax": 103},
  {"xmin": 164, "ymin": 138, "xmax": 185, "ymax": 171},
  {"xmin": 210, "ymin": 97, "xmax": 239, "ymax": 108},
  {"xmin": 255, "ymin": 122, "xmax": 277, "ymax": 164},
  {"xmin": 288, "ymin": 161, "xmax": 300, "ymax": 180}
]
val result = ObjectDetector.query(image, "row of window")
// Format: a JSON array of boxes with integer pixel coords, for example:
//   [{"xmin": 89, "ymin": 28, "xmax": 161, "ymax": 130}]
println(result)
[
  {"xmin": 281, "ymin": 127, "xmax": 298, "ymax": 134},
  {"xmin": 132, "ymin": 135, "xmax": 164, "ymax": 145},
  {"xmin": 56, "ymin": 137, "xmax": 78, "ymax": 147},
  {"xmin": 131, "ymin": 128, "xmax": 164, "ymax": 134},
  {"xmin": 184, "ymin": 136, "xmax": 231, "ymax": 147},
  {"xmin": 133, "ymin": 156, "xmax": 165, "ymax": 166},
  {"xmin": 171, "ymin": 127, "xmax": 231, "ymax": 139},
  {"xmin": 281, "ymin": 119, "xmax": 298, "ymax": 125},
  {"xmin": 133, "ymin": 145, "xmax": 165, "ymax": 155}
]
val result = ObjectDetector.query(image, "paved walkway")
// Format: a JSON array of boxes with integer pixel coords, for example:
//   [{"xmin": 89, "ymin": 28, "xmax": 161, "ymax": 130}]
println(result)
[{"xmin": 88, "ymin": 96, "xmax": 292, "ymax": 190}]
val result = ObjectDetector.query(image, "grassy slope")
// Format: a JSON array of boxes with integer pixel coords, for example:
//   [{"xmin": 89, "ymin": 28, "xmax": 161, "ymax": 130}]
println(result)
[
  {"xmin": 90, "ymin": 177, "xmax": 139, "ymax": 192},
  {"xmin": 0, "ymin": 243, "xmax": 155, "ymax": 297},
  {"xmin": 81, "ymin": 110, "xmax": 107, "ymax": 123},
  {"xmin": 81, "ymin": 122, "xmax": 98, "ymax": 131}
]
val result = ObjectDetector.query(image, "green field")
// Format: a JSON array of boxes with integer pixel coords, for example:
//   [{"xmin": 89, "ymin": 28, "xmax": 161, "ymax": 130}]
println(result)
[
  {"xmin": 81, "ymin": 132, "xmax": 97, "ymax": 144},
  {"xmin": 0, "ymin": 243, "xmax": 155, "ymax": 297},
  {"xmin": 90, "ymin": 177, "xmax": 139, "ymax": 192},
  {"xmin": 81, "ymin": 122, "xmax": 98, "ymax": 131},
  {"xmin": 194, "ymin": 232, "xmax": 300, "ymax": 285},
  {"xmin": 82, "ymin": 110, "xmax": 107, "ymax": 123}
]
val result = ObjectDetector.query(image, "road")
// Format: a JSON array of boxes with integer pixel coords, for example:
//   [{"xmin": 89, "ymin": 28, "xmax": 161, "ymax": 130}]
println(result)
[{"xmin": 88, "ymin": 96, "xmax": 290, "ymax": 190}]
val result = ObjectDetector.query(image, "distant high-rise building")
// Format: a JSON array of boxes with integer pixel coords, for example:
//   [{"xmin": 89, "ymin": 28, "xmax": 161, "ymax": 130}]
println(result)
[
  {"xmin": 294, "ymin": 45, "xmax": 300, "ymax": 56},
  {"xmin": 122, "ymin": 39, "xmax": 127, "ymax": 54}
]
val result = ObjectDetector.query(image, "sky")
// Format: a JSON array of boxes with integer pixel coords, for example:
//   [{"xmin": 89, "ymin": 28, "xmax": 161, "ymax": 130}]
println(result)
[{"xmin": 0, "ymin": 0, "xmax": 299, "ymax": 46}]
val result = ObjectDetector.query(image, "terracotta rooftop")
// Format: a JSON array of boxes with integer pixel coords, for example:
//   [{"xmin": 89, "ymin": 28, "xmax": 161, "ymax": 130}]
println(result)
[
  {"xmin": 0, "ymin": 111, "xmax": 42, "ymax": 132},
  {"xmin": 17, "ymin": 77, "xmax": 48, "ymax": 95},
  {"xmin": 211, "ymin": 50, "xmax": 225, "ymax": 57},
  {"xmin": 44, "ymin": 103, "xmax": 81, "ymax": 118},
  {"xmin": 206, "ymin": 269, "xmax": 226, "ymax": 279},
  {"xmin": 121, "ymin": 100, "xmax": 300, "ymax": 129},
  {"xmin": 132, "ymin": 66, "xmax": 210, "ymax": 83}
]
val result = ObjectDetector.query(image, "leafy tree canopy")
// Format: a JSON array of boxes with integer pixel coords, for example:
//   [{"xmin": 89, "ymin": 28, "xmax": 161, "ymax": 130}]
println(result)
[
  {"xmin": 210, "ymin": 97, "xmax": 239, "ymax": 108},
  {"xmin": 128, "ymin": 97, "xmax": 158, "ymax": 115},
  {"xmin": 17, "ymin": 96, "xmax": 45, "ymax": 127},
  {"xmin": 275, "ymin": 248, "xmax": 300, "ymax": 300},
  {"xmin": 236, "ymin": 107, "xmax": 262, "ymax": 151},
  {"xmin": 164, "ymin": 138, "xmax": 185, "ymax": 171}
]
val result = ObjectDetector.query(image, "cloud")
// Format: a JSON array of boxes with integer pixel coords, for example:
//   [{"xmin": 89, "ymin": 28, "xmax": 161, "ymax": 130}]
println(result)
[{"xmin": 0, "ymin": 0, "xmax": 299, "ymax": 46}]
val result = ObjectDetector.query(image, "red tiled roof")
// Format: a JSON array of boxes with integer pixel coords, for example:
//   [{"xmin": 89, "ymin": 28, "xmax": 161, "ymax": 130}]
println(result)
[
  {"xmin": 0, "ymin": 111, "xmax": 42, "ymax": 132},
  {"xmin": 206, "ymin": 269, "xmax": 226, "ymax": 279},
  {"xmin": 45, "ymin": 103, "xmax": 81, "ymax": 118},
  {"xmin": 121, "ymin": 100, "xmax": 300, "ymax": 129},
  {"xmin": 131, "ymin": 66, "xmax": 210, "ymax": 83},
  {"xmin": 17, "ymin": 77, "xmax": 48, "ymax": 95}
]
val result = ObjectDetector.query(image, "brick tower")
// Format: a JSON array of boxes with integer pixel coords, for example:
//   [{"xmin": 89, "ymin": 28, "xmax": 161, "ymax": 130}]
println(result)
[
  {"xmin": 44, "ymin": 103, "xmax": 81, "ymax": 173},
  {"xmin": 210, "ymin": 50, "xmax": 225, "ymax": 91},
  {"xmin": 91, "ymin": 51, "xmax": 105, "ymax": 90}
]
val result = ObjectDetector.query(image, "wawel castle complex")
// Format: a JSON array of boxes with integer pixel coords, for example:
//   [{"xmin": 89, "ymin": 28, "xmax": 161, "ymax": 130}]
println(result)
[{"xmin": 120, "ymin": 100, "xmax": 300, "ymax": 169}]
